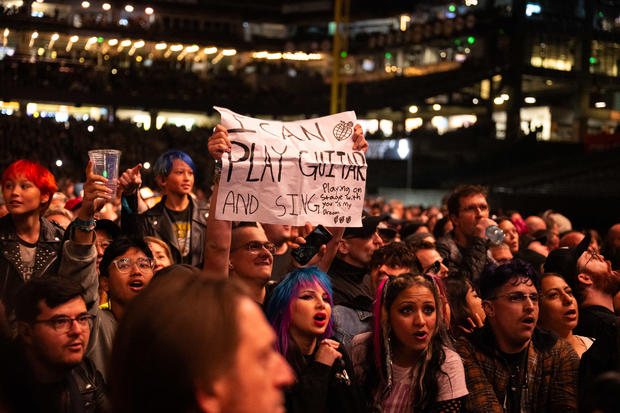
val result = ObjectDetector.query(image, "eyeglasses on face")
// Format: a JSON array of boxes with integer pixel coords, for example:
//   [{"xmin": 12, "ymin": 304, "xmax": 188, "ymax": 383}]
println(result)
[
  {"xmin": 33, "ymin": 313, "xmax": 94, "ymax": 333},
  {"xmin": 112, "ymin": 257, "xmax": 155, "ymax": 273},
  {"xmin": 489, "ymin": 292, "xmax": 539, "ymax": 303},
  {"xmin": 460, "ymin": 203, "xmax": 489, "ymax": 213},
  {"xmin": 234, "ymin": 241, "xmax": 276, "ymax": 255}
]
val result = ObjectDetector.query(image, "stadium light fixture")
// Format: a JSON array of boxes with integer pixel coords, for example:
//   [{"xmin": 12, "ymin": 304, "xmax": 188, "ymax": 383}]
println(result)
[
  {"xmin": 222, "ymin": 49, "xmax": 237, "ymax": 56},
  {"xmin": 155, "ymin": 42, "xmax": 167, "ymax": 50},
  {"xmin": 203, "ymin": 47, "xmax": 217, "ymax": 54},
  {"xmin": 145, "ymin": 7, "xmax": 154, "ymax": 15},
  {"xmin": 81, "ymin": 1, "xmax": 90, "ymax": 8},
  {"xmin": 125, "ymin": 4, "xmax": 134, "ymax": 13},
  {"xmin": 102, "ymin": 3, "xmax": 111, "ymax": 11}
]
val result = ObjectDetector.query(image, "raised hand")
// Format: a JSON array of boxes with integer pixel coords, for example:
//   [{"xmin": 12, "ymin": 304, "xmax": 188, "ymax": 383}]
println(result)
[
  {"xmin": 119, "ymin": 164, "xmax": 142, "ymax": 195},
  {"xmin": 80, "ymin": 160, "xmax": 112, "ymax": 220},
  {"xmin": 314, "ymin": 338, "xmax": 342, "ymax": 367},
  {"xmin": 208, "ymin": 124, "xmax": 231, "ymax": 161},
  {"xmin": 352, "ymin": 124, "xmax": 368, "ymax": 153}
]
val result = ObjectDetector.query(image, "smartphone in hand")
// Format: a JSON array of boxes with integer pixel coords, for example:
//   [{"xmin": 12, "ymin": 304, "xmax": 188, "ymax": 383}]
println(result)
[{"xmin": 291, "ymin": 225, "xmax": 333, "ymax": 266}]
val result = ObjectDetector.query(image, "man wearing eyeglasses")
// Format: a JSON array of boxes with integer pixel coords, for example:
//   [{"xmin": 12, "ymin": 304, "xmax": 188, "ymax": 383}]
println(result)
[
  {"xmin": 455, "ymin": 260, "xmax": 579, "ymax": 413},
  {"xmin": 1, "ymin": 277, "xmax": 107, "ymax": 412},
  {"xmin": 86, "ymin": 236, "xmax": 156, "ymax": 381},
  {"xmin": 437, "ymin": 185, "xmax": 496, "ymax": 283},
  {"xmin": 545, "ymin": 234, "xmax": 619, "ymax": 339}
]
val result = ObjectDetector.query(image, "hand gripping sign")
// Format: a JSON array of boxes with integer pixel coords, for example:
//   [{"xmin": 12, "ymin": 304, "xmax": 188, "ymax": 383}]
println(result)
[{"xmin": 214, "ymin": 107, "xmax": 366, "ymax": 227}]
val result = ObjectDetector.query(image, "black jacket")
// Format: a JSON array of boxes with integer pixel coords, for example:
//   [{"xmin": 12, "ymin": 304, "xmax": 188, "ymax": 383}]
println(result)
[
  {"xmin": 285, "ymin": 341, "xmax": 367, "ymax": 413},
  {"xmin": 121, "ymin": 195, "xmax": 208, "ymax": 267},
  {"xmin": 0, "ymin": 338, "xmax": 108, "ymax": 413},
  {"xmin": 0, "ymin": 215, "xmax": 64, "ymax": 314}
]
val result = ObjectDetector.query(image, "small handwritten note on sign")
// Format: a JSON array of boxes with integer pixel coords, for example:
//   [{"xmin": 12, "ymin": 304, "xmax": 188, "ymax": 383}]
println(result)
[{"xmin": 214, "ymin": 107, "xmax": 366, "ymax": 227}]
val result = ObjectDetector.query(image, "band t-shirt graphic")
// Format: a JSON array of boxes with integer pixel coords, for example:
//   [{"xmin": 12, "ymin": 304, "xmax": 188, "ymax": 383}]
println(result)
[{"xmin": 166, "ymin": 207, "xmax": 191, "ymax": 260}]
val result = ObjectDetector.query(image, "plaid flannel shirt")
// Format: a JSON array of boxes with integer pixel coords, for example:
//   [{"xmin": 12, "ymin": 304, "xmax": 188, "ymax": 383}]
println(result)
[{"xmin": 454, "ymin": 325, "xmax": 579, "ymax": 413}]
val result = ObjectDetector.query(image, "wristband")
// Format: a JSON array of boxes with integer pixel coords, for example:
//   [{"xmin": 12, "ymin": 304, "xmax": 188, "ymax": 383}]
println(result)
[
  {"xmin": 213, "ymin": 161, "xmax": 222, "ymax": 184},
  {"xmin": 75, "ymin": 217, "xmax": 96, "ymax": 232}
]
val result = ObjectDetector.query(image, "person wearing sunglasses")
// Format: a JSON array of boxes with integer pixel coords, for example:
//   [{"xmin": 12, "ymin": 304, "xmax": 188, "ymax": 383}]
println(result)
[
  {"xmin": 86, "ymin": 236, "xmax": 155, "ymax": 381},
  {"xmin": 455, "ymin": 260, "xmax": 579, "ymax": 412},
  {"xmin": 350, "ymin": 272, "xmax": 468, "ymax": 412},
  {"xmin": 1, "ymin": 277, "xmax": 107, "ymax": 413}
]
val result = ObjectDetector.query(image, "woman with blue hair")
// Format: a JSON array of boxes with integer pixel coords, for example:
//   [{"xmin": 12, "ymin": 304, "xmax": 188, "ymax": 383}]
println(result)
[{"xmin": 266, "ymin": 267, "xmax": 365, "ymax": 413}]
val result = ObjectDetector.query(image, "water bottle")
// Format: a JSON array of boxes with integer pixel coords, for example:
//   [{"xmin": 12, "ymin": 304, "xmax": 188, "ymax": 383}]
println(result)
[{"xmin": 486, "ymin": 225, "xmax": 505, "ymax": 245}]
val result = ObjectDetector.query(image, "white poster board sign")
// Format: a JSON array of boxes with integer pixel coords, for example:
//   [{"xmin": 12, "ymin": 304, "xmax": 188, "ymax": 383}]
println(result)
[{"xmin": 214, "ymin": 107, "xmax": 366, "ymax": 227}]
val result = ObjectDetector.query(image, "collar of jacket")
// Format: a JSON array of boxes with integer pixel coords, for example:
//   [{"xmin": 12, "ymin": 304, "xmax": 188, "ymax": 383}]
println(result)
[
  {"xmin": 144, "ymin": 195, "xmax": 207, "ymax": 224},
  {"xmin": 469, "ymin": 323, "xmax": 559, "ymax": 357},
  {"xmin": 0, "ymin": 215, "xmax": 64, "ymax": 243}
]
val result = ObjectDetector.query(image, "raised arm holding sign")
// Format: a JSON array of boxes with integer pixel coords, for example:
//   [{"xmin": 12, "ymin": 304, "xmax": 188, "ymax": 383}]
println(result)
[{"xmin": 204, "ymin": 109, "xmax": 368, "ymax": 302}]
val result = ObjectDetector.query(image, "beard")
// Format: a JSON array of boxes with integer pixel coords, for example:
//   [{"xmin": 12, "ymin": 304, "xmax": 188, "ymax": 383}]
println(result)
[{"xmin": 593, "ymin": 269, "xmax": 620, "ymax": 295}]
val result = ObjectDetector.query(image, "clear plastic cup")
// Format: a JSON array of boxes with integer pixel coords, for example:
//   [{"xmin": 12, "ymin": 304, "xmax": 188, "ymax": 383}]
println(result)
[{"xmin": 88, "ymin": 149, "xmax": 121, "ymax": 198}]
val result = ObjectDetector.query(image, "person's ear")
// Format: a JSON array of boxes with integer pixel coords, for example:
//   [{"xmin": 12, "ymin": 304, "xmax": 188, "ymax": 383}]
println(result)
[
  {"xmin": 99, "ymin": 276, "xmax": 109, "ymax": 292},
  {"xmin": 40, "ymin": 193, "xmax": 50, "ymax": 205},
  {"xmin": 195, "ymin": 378, "xmax": 228, "ymax": 413},
  {"xmin": 449, "ymin": 213, "xmax": 458, "ymax": 227},
  {"xmin": 156, "ymin": 175, "xmax": 166, "ymax": 189},
  {"xmin": 337, "ymin": 239, "xmax": 349, "ymax": 255},
  {"xmin": 577, "ymin": 272, "xmax": 593, "ymax": 287},
  {"xmin": 17, "ymin": 321, "xmax": 33, "ymax": 345},
  {"xmin": 482, "ymin": 300, "xmax": 494, "ymax": 318}
]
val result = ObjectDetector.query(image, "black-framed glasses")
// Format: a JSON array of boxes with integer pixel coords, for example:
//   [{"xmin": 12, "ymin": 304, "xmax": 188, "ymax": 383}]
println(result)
[
  {"xmin": 33, "ymin": 314, "xmax": 94, "ymax": 333},
  {"xmin": 233, "ymin": 241, "xmax": 276, "ymax": 255},
  {"xmin": 489, "ymin": 292, "xmax": 539, "ymax": 304},
  {"xmin": 112, "ymin": 257, "xmax": 155, "ymax": 273}
]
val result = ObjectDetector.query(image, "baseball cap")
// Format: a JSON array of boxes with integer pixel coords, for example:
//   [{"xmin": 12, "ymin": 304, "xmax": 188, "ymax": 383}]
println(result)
[{"xmin": 543, "ymin": 233, "xmax": 590, "ymax": 290}]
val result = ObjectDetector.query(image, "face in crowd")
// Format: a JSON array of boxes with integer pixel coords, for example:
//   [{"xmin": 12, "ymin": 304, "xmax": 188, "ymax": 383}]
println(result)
[
  {"xmin": 229, "ymin": 226, "xmax": 274, "ymax": 284},
  {"xmin": 110, "ymin": 273, "xmax": 294, "ymax": 413},
  {"xmin": 539, "ymin": 274, "xmax": 578, "ymax": 337},
  {"xmin": 415, "ymin": 248, "xmax": 449, "ymax": 278},
  {"xmin": 2, "ymin": 175, "xmax": 50, "ymax": 216},
  {"xmin": 499, "ymin": 219, "xmax": 519, "ymax": 253},
  {"xmin": 577, "ymin": 250, "xmax": 620, "ymax": 295},
  {"xmin": 159, "ymin": 158, "xmax": 194, "ymax": 197},
  {"xmin": 451, "ymin": 193, "xmax": 489, "ymax": 239},
  {"xmin": 101, "ymin": 242, "xmax": 156, "ymax": 318},
  {"xmin": 20, "ymin": 296, "xmax": 91, "ymax": 375},
  {"xmin": 388, "ymin": 280, "xmax": 439, "ymax": 360},
  {"xmin": 483, "ymin": 276, "xmax": 538, "ymax": 353},
  {"xmin": 146, "ymin": 240, "xmax": 173, "ymax": 272},
  {"xmin": 289, "ymin": 281, "xmax": 332, "ymax": 344},
  {"xmin": 206, "ymin": 297, "xmax": 295, "ymax": 413},
  {"xmin": 340, "ymin": 231, "xmax": 384, "ymax": 268}
]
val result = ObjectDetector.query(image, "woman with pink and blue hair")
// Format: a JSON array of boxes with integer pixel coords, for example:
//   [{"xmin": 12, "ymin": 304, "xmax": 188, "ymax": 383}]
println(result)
[
  {"xmin": 350, "ymin": 273, "xmax": 468, "ymax": 412},
  {"xmin": 266, "ymin": 267, "xmax": 365, "ymax": 413}
]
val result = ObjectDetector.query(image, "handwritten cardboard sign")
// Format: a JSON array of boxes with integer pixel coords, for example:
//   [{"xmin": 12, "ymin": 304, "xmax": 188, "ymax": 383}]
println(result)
[{"xmin": 214, "ymin": 107, "xmax": 366, "ymax": 227}]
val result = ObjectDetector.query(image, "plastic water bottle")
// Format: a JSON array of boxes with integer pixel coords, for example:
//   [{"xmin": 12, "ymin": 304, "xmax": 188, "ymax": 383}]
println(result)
[{"xmin": 486, "ymin": 225, "xmax": 506, "ymax": 245}]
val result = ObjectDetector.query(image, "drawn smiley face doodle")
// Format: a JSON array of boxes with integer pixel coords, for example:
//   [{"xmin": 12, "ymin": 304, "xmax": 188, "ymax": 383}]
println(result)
[{"xmin": 333, "ymin": 120, "xmax": 354, "ymax": 141}]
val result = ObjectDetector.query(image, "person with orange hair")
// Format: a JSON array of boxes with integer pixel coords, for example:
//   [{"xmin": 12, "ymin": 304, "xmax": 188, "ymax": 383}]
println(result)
[{"xmin": 0, "ymin": 160, "xmax": 63, "ymax": 314}]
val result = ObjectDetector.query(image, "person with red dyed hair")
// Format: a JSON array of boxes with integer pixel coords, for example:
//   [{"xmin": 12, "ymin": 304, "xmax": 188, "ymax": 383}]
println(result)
[
  {"xmin": 0, "ymin": 160, "xmax": 64, "ymax": 315},
  {"xmin": 0, "ymin": 159, "xmax": 110, "ymax": 321}
]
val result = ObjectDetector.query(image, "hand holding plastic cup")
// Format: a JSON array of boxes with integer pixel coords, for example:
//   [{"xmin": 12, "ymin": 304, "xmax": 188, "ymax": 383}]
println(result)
[{"xmin": 88, "ymin": 149, "xmax": 121, "ymax": 199}]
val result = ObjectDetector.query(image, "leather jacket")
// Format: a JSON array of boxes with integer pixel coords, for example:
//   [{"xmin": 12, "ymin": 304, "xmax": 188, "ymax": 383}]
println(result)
[
  {"xmin": 121, "ymin": 195, "xmax": 208, "ymax": 267},
  {"xmin": 0, "ymin": 215, "xmax": 64, "ymax": 314},
  {"xmin": 0, "ymin": 337, "xmax": 108, "ymax": 413}
]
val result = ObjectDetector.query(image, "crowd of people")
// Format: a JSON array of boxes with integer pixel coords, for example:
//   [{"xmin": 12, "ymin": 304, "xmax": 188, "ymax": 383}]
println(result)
[{"xmin": 0, "ymin": 122, "xmax": 619, "ymax": 413}]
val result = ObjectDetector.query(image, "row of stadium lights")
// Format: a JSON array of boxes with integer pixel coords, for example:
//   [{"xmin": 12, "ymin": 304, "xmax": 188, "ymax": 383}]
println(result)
[
  {"xmin": 34, "ymin": 0, "xmax": 154, "ymax": 15},
  {"xmin": 4, "ymin": 28, "xmax": 324, "ymax": 62}
]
